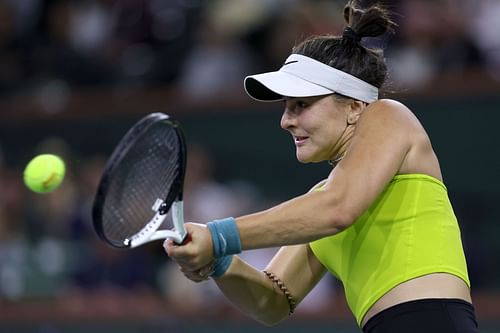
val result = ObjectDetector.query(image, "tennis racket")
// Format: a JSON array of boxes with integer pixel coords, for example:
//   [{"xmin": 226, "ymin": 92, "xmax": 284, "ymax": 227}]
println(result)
[{"xmin": 92, "ymin": 112, "xmax": 188, "ymax": 248}]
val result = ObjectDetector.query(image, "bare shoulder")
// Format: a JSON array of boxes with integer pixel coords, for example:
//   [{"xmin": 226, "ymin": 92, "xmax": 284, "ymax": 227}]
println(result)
[
  {"xmin": 358, "ymin": 99, "xmax": 424, "ymax": 137},
  {"xmin": 362, "ymin": 100, "xmax": 440, "ymax": 178},
  {"xmin": 365, "ymin": 99, "xmax": 418, "ymax": 122}
]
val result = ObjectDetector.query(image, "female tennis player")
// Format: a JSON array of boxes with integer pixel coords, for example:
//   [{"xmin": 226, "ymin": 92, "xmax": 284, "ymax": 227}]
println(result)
[{"xmin": 165, "ymin": 1, "xmax": 479, "ymax": 332}]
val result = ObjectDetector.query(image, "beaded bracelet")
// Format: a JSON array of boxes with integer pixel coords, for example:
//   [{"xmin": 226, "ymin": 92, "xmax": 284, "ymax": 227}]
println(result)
[{"xmin": 263, "ymin": 270, "xmax": 297, "ymax": 315}]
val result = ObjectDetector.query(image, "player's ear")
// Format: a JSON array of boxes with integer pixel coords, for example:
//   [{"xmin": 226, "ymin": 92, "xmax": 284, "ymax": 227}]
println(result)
[{"xmin": 347, "ymin": 100, "xmax": 366, "ymax": 125}]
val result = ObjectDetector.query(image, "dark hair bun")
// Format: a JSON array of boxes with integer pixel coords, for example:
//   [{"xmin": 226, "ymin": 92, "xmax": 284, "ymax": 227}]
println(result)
[{"xmin": 343, "ymin": 0, "xmax": 396, "ymax": 40}]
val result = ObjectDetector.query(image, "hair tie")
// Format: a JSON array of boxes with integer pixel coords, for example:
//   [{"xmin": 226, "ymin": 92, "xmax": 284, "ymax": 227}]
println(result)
[{"xmin": 342, "ymin": 27, "xmax": 361, "ymax": 42}]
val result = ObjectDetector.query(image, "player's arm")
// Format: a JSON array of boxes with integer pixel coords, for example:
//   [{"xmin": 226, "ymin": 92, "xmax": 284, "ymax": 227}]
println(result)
[
  {"xmin": 214, "ymin": 244, "xmax": 326, "ymax": 326},
  {"xmin": 167, "ymin": 100, "xmax": 420, "ymax": 270},
  {"xmin": 236, "ymin": 99, "xmax": 416, "ymax": 249}
]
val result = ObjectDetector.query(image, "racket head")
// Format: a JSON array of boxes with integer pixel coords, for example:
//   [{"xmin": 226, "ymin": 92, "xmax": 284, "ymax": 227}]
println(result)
[{"xmin": 92, "ymin": 112, "xmax": 187, "ymax": 248}]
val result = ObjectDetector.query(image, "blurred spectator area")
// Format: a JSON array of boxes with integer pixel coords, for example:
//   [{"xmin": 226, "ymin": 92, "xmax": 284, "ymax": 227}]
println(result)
[
  {"xmin": 1, "ymin": 0, "xmax": 500, "ymax": 117},
  {"xmin": 1, "ymin": 0, "xmax": 500, "ymax": 332}
]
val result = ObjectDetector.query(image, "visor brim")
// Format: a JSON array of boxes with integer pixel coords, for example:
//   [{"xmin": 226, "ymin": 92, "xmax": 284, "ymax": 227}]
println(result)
[{"xmin": 244, "ymin": 71, "xmax": 334, "ymax": 102}]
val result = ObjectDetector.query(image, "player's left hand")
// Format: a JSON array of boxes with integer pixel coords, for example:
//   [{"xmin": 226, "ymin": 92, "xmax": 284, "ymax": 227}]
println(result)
[{"xmin": 177, "ymin": 260, "xmax": 215, "ymax": 283}]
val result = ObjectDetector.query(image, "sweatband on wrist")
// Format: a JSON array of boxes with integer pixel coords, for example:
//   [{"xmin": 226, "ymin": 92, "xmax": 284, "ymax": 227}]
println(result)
[
  {"xmin": 211, "ymin": 255, "xmax": 233, "ymax": 278},
  {"xmin": 206, "ymin": 217, "xmax": 242, "ymax": 258}
]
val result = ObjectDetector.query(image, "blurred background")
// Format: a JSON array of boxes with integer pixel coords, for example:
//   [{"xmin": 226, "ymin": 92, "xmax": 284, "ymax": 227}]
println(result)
[{"xmin": 0, "ymin": 0, "xmax": 499, "ymax": 332}]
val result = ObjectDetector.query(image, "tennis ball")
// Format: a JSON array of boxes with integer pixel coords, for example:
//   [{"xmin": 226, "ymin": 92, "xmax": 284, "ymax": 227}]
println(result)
[{"xmin": 23, "ymin": 154, "xmax": 66, "ymax": 193}]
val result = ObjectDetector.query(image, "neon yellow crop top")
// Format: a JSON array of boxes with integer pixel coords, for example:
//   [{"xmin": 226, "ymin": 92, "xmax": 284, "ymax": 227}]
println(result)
[{"xmin": 309, "ymin": 174, "xmax": 470, "ymax": 326}]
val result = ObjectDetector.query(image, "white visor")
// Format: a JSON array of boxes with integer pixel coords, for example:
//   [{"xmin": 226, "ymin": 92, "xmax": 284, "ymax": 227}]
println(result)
[{"xmin": 244, "ymin": 54, "xmax": 378, "ymax": 103}]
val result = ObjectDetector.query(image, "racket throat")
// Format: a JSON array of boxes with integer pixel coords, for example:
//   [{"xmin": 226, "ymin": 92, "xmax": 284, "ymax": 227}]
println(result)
[{"xmin": 124, "ymin": 199, "xmax": 186, "ymax": 248}]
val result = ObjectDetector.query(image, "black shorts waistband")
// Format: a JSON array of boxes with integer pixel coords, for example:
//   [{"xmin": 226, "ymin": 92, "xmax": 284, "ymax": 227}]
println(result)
[{"xmin": 363, "ymin": 298, "xmax": 478, "ymax": 333}]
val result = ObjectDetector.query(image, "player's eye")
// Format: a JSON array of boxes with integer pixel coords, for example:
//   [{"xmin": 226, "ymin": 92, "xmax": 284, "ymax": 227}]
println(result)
[
  {"xmin": 284, "ymin": 98, "xmax": 308, "ymax": 114},
  {"xmin": 296, "ymin": 101, "xmax": 308, "ymax": 109}
]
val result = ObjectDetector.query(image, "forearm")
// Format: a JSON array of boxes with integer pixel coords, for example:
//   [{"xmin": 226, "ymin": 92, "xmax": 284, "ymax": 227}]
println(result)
[{"xmin": 214, "ymin": 256, "xmax": 291, "ymax": 326}]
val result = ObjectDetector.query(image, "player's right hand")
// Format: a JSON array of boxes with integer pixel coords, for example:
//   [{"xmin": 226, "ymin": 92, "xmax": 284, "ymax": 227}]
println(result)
[{"xmin": 164, "ymin": 222, "xmax": 214, "ymax": 273}]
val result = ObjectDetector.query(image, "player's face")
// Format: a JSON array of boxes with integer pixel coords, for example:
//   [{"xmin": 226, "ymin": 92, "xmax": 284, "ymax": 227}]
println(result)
[{"xmin": 280, "ymin": 95, "xmax": 349, "ymax": 163}]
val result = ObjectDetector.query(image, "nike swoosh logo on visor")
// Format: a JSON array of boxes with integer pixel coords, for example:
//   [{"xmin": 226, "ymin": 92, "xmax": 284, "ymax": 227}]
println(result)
[{"xmin": 283, "ymin": 60, "xmax": 298, "ymax": 66}]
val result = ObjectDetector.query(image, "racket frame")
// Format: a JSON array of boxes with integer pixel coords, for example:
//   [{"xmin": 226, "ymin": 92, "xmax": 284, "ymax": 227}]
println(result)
[{"xmin": 92, "ymin": 112, "xmax": 188, "ymax": 248}]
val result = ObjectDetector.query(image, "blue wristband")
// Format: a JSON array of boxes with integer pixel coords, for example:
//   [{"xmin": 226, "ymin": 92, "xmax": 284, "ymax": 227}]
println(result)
[
  {"xmin": 211, "ymin": 255, "xmax": 233, "ymax": 278},
  {"xmin": 206, "ymin": 217, "xmax": 242, "ymax": 258}
]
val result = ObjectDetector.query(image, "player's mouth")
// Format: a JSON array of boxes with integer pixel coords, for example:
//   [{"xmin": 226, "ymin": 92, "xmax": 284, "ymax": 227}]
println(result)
[{"xmin": 294, "ymin": 136, "xmax": 308, "ymax": 146}]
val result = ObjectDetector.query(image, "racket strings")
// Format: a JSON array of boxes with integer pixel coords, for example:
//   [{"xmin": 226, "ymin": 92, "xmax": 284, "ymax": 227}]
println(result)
[{"xmin": 101, "ymin": 123, "xmax": 181, "ymax": 244}]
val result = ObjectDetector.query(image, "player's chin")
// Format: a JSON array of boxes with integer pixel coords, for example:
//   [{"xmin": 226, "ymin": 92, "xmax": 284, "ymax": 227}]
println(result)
[
  {"xmin": 296, "ymin": 148, "xmax": 326, "ymax": 164},
  {"xmin": 295, "ymin": 150, "xmax": 316, "ymax": 164}
]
